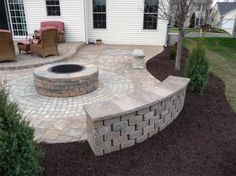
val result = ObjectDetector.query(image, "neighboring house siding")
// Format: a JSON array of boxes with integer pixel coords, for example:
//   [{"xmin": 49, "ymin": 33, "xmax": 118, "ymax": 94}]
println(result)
[
  {"xmin": 211, "ymin": 2, "xmax": 236, "ymax": 36},
  {"xmin": 86, "ymin": 0, "xmax": 168, "ymax": 46},
  {"xmin": 24, "ymin": 0, "xmax": 86, "ymax": 42},
  {"xmin": 222, "ymin": 9, "xmax": 236, "ymax": 35}
]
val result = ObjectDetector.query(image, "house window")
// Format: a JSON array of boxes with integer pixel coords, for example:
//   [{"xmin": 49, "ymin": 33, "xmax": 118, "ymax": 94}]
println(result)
[
  {"xmin": 46, "ymin": 0, "xmax": 61, "ymax": 16},
  {"xmin": 202, "ymin": 4, "xmax": 206, "ymax": 11},
  {"xmin": 7, "ymin": 0, "xmax": 28, "ymax": 36},
  {"xmin": 200, "ymin": 18, "xmax": 204, "ymax": 25},
  {"xmin": 143, "ymin": 0, "xmax": 159, "ymax": 30},
  {"xmin": 196, "ymin": 18, "xmax": 200, "ymax": 26},
  {"xmin": 93, "ymin": 0, "xmax": 106, "ymax": 29},
  {"xmin": 197, "ymin": 3, "xmax": 201, "ymax": 11}
]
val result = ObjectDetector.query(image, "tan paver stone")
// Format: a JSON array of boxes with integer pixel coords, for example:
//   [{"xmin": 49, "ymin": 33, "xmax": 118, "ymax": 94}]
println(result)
[
  {"xmin": 37, "ymin": 120, "xmax": 53, "ymax": 129},
  {"xmin": 42, "ymin": 129, "xmax": 60, "ymax": 139},
  {"xmin": 53, "ymin": 119, "xmax": 69, "ymax": 130},
  {"xmin": 34, "ymin": 128, "xmax": 47, "ymax": 141},
  {"xmin": 80, "ymin": 133, "xmax": 87, "ymax": 141},
  {"xmin": 60, "ymin": 128, "xmax": 84, "ymax": 137},
  {"xmin": 66, "ymin": 119, "xmax": 86, "ymax": 129},
  {"xmin": 56, "ymin": 135, "xmax": 73, "ymax": 142}
]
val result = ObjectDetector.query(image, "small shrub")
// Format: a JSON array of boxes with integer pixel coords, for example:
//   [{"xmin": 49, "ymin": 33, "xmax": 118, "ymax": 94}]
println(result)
[
  {"xmin": 0, "ymin": 84, "xmax": 42, "ymax": 176},
  {"xmin": 185, "ymin": 41, "xmax": 209, "ymax": 93},
  {"xmin": 170, "ymin": 43, "xmax": 177, "ymax": 60},
  {"xmin": 189, "ymin": 13, "xmax": 195, "ymax": 28}
]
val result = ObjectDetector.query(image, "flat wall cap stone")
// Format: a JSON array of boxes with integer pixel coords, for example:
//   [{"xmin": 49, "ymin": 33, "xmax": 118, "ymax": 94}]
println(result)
[
  {"xmin": 83, "ymin": 76, "xmax": 190, "ymax": 122},
  {"xmin": 33, "ymin": 62, "xmax": 98, "ymax": 81},
  {"xmin": 132, "ymin": 49, "xmax": 145, "ymax": 57}
]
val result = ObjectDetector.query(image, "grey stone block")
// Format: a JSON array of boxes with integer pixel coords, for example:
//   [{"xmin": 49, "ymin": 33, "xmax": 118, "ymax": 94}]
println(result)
[
  {"xmin": 161, "ymin": 110, "xmax": 169, "ymax": 117},
  {"xmin": 121, "ymin": 140, "xmax": 135, "ymax": 149},
  {"xmin": 136, "ymin": 134, "xmax": 148, "ymax": 144},
  {"xmin": 129, "ymin": 115, "xmax": 143, "ymax": 126},
  {"xmin": 113, "ymin": 136, "xmax": 128, "ymax": 146},
  {"xmin": 91, "ymin": 146, "xmax": 104, "ymax": 156},
  {"xmin": 93, "ymin": 135, "xmax": 104, "ymax": 146},
  {"xmin": 113, "ymin": 121, "xmax": 128, "ymax": 131},
  {"xmin": 144, "ymin": 111, "xmax": 155, "ymax": 120},
  {"xmin": 94, "ymin": 121, "xmax": 104, "ymax": 129},
  {"xmin": 143, "ymin": 124, "xmax": 155, "ymax": 135},
  {"xmin": 150, "ymin": 103, "xmax": 161, "ymax": 111},
  {"xmin": 149, "ymin": 115, "xmax": 160, "ymax": 125},
  {"xmin": 104, "ymin": 145, "xmax": 120, "ymax": 154},
  {"xmin": 128, "ymin": 130, "xmax": 142, "ymax": 140},
  {"xmin": 159, "ymin": 122, "xmax": 168, "ymax": 131},
  {"xmin": 104, "ymin": 131, "xmax": 120, "ymax": 141},
  {"xmin": 121, "ymin": 126, "xmax": 135, "ymax": 136},
  {"xmin": 136, "ymin": 121, "xmax": 149, "ymax": 130},
  {"xmin": 154, "ymin": 119, "xmax": 163, "ymax": 129},
  {"xmin": 104, "ymin": 117, "xmax": 120, "ymax": 126},
  {"xmin": 121, "ymin": 112, "xmax": 136, "ymax": 121},
  {"xmin": 137, "ymin": 107, "xmax": 149, "ymax": 115},
  {"xmin": 152, "ymin": 103, "xmax": 167, "ymax": 114},
  {"xmin": 148, "ymin": 128, "xmax": 159, "ymax": 138},
  {"xmin": 93, "ymin": 126, "xmax": 111, "ymax": 136}
]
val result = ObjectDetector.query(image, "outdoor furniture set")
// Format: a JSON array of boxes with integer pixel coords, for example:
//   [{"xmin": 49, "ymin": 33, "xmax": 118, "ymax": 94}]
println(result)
[{"xmin": 0, "ymin": 21, "xmax": 65, "ymax": 62}]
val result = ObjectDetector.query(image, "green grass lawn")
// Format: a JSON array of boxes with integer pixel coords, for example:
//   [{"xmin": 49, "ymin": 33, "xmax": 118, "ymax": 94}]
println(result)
[
  {"xmin": 183, "ymin": 37, "xmax": 236, "ymax": 112},
  {"xmin": 170, "ymin": 27, "xmax": 201, "ymax": 33}
]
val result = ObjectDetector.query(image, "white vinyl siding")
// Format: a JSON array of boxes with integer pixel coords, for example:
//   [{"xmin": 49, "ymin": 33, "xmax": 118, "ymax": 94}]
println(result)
[
  {"xmin": 86, "ymin": 0, "xmax": 168, "ymax": 46},
  {"xmin": 23, "ymin": 0, "xmax": 86, "ymax": 42},
  {"xmin": 21, "ymin": 0, "xmax": 168, "ymax": 45}
]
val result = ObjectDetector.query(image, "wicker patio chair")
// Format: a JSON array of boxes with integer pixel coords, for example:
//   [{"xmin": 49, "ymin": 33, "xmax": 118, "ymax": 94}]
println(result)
[
  {"xmin": 30, "ymin": 28, "xmax": 59, "ymax": 58},
  {"xmin": 0, "ymin": 30, "xmax": 16, "ymax": 62}
]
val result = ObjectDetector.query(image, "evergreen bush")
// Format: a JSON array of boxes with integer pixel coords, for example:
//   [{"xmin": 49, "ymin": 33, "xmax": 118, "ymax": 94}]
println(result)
[
  {"xmin": 185, "ymin": 41, "xmax": 209, "ymax": 93},
  {"xmin": 190, "ymin": 13, "xmax": 195, "ymax": 28},
  {"xmin": 0, "ymin": 84, "xmax": 42, "ymax": 176}
]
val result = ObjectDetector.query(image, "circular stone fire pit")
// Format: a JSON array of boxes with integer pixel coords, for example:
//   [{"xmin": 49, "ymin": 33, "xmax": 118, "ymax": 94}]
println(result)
[{"xmin": 33, "ymin": 63, "xmax": 99, "ymax": 97}]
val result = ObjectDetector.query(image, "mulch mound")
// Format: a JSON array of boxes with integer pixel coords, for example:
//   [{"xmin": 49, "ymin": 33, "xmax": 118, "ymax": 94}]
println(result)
[{"xmin": 40, "ymin": 47, "xmax": 236, "ymax": 176}]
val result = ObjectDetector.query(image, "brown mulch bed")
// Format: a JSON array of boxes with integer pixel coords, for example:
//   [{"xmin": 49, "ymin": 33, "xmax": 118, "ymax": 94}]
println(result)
[{"xmin": 40, "ymin": 47, "xmax": 236, "ymax": 176}]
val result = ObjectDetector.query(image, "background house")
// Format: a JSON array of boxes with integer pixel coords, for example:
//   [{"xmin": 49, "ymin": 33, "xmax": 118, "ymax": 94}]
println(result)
[
  {"xmin": 0, "ymin": 0, "xmax": 169, "ymax": 46},
  {"xmin": 193, "ymin": 0, "xmax": 212, "ymax": 27},
  {"xmin": 211, "ymin": 2, "xmax": 236, "ymax": 36},
  {"xmin": 184, "ymin": 0, "xmax": 212, "ymax": 28}
]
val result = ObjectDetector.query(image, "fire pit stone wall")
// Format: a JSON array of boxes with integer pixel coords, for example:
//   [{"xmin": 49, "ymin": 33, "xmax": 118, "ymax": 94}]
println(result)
[{"xmin": 33, "ymin": 63, "xmax": 99, "ymax": 97}]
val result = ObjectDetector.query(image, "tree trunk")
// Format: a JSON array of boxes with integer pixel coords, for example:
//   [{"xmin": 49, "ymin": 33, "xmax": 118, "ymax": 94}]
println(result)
[{"xmin": 175, "ymin": 30, "xmax": 184, "ymax": 70}]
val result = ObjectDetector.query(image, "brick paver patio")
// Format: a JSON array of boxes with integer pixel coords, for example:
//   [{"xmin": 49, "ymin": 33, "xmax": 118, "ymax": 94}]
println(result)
[{"xmin": 0, "ymin": 44, "xmax": 163, "ymax": 143}]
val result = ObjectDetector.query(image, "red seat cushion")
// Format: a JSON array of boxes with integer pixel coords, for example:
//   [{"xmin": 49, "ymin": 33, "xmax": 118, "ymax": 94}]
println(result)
[
  {"xmin": 17, "ymin": 41, "xmax": 30, "ymax": 45},
  {"xmin": 40, "ymin": 21, "xmax": 64, "ymax": 32}
]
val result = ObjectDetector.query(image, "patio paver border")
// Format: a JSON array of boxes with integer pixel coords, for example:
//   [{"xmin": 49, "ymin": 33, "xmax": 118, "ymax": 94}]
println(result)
[{"xmin": 0, "ymin": 42, "xmax": 86, "ymax": 71}]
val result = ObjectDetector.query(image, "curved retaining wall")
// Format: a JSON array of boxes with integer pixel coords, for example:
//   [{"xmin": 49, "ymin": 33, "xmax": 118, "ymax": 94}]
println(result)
[{"xmin": 84, "ymin": 76, "xmax": 190, "ymax": 156}]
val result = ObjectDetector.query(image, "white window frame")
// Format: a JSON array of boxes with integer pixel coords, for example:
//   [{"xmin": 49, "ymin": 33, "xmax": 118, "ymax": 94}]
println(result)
[
  {"xmin": 143, "ymin": 0, "xmax": 159, "ymax": 30},
  {"xmin": 92, "ymin": 0, "xmax": 107, "ymax": 29},
  {"xmin": 45, "ymin": 0, "xmax": 61, "ymax": 16}
]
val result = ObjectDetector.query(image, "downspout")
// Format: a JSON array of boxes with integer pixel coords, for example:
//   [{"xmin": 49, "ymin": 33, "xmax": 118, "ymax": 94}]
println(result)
[{"xmin": 83, "ymin": 0, "xmax": 88, "ymax": 44}]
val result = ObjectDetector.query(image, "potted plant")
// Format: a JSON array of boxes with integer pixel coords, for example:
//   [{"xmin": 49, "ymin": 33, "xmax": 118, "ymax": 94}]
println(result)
[{"xmin": 96, "ymin": 39, "xmax": 102, "ymax": 45}]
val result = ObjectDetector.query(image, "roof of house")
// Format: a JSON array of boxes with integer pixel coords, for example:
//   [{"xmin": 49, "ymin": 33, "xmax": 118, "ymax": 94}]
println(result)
[{"xmin": 217, "ymin": 2, "xmax": 236, "ymax": 16}]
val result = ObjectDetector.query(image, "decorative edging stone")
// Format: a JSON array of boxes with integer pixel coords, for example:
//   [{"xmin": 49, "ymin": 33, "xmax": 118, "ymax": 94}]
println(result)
[
  {"xmin": 0, "ymin": 42, "xmax": 86, "ymax": 71},
  {"xmin": 84, "ymin": 76, "xmax": 190, "ymax": 156},
  {"xmin": 33, "ymin": 63, "xmax": 99, "ymax": 97}
]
